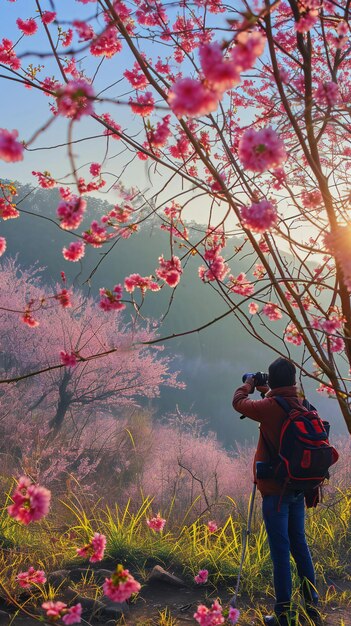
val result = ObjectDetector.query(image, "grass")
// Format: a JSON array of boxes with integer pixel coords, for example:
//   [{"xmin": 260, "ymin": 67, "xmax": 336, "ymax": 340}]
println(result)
[{"xmin": 0, "ymin": 481, "xmax": 350, "ymax": 625}]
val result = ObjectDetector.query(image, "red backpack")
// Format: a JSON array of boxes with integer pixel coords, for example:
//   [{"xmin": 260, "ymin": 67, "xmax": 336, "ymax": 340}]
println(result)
[{"xmin": 271, "ymin": 397, "xmax": 339, "ymax": 492}]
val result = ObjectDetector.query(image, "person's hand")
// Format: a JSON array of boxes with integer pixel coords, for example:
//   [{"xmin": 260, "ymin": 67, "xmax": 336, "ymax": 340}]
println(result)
[
  {"xmin": 256, "ymin": 384, "xmax": 269, "ymax": 394},
  {"xmin": 244, "ymin": 376, "xmax": 255, "ymax": 392}
]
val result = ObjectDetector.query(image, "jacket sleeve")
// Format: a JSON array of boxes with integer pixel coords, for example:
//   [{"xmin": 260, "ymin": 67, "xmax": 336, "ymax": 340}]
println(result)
[{"xmin": 232, "ymin": 383, "xmax": 276, "ymax": 423}]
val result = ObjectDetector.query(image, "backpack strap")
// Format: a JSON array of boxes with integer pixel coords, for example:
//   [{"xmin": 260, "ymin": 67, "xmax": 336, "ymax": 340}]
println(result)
[
  {"xmin": 274, "ymin": 395, "xmax": 292, "ymax": 414},
  {"xmin": 275, "ymin": 395, "xmax": 314, "ymax": 414}
]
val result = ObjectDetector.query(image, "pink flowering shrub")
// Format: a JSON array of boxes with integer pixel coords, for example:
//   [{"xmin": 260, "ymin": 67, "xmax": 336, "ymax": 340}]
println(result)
[
  {"xmin": 103, "ymin": 565, "xmax": 141, "ymax": 602},
  {"xmin": 76, "ymin": 532, "xmax": 106, "ymax": 562},
  {"xmin": 8, "ymin": 476, "xmax": 51, "ymax": 524}
]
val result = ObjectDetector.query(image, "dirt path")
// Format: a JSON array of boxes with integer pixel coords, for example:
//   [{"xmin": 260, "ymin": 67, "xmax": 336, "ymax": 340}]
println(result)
[{"xmin": 6, "ymin": 582, "xmax": 350, "ymax": 625}]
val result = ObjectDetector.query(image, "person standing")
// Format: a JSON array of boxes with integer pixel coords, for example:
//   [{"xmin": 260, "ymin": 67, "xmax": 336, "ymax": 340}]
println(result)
[{"xmin": 232, "ymin": 357, "xmax": 321, "ymax": 626}]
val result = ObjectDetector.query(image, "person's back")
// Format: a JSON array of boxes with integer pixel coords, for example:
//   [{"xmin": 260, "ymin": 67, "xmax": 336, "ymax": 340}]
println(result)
[{"xmin": 232, "ymin": 358, "xmax": 322, "ymax": 626}]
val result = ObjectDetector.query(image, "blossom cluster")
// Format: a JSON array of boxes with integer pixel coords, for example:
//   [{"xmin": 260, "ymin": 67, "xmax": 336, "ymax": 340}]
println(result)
[
  {"xmin": 146, "ymin": 513, "xmax": 166, "ymax": 531},
  {"xmin": 103, "ymin": 565, "xmax": 141, "ymax": 602},
  {"xmin": 169, "ymin": 32, "xmax": 266, "ymax": 118},
  {"xmin": 42, "ymin": 601, "xmax": 82, "ymax": 625},
  {"xmin": 99, "ymin": 285, "xmax": 126, "ymax": 312},
  {"xmin": 8, "ymin": 476, "xmax": 51, "ymax": 525},
  {"xmin": 16, "ymin": 567, "xmax": 46, "ymax": 588},
  {"xmin": 76, "ymin": 532, "xmax": 107, "ymax": 562}
]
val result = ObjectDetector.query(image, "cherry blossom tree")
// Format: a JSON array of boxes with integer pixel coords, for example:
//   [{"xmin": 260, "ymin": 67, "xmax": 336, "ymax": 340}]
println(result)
[
  {"xmin": 1, "ymin": 0, "xmax": 351, "ymax": 431},
  {"xmin": 0, "ymin": 259, "xmax": 182, "ymax": 485}
]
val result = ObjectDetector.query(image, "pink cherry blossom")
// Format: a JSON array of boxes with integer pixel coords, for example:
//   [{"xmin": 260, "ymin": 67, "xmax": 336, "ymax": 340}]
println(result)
[
  {"xmin": 228, "ymin": 273, "xmax": 254, "ymax": 296},
  {"xmin": 285, "ymin": 323, "xmax": 303, "ymax": 346},
  {"xmin": 199, "ymin": 43, "xmax": 241, "ymax": 92},
  {"xmin": 62, "ymin": 604, "xmax": 82, "ymax": 625},
  {"xmin": 0, "ymin": 237, "xmax": 6, "ymax": 256},
  {"xmin": 232, "ymin": 30, "xmax": 266, "ymax": 71},
  {"xmin": 228, "ymin": 607, "xmax": 240, "ymax": 625},
  {"xmin": 199, "ymin": 249, "xmax": 229, "ymax": 283},
  {"xmin": 147, "ymin": 115, "xmax": 171, "ymax": 148},
  {"xmin": 62, "ymin": 29, "xmax": 73, "ymax": 48},
  {"xmin": 22, "ymin": 309, "xmax": 40, "ymax": 328},
  {"xmin": 315, "ymin": 81, "xmax": 339, "ymax": 107},
  {"xmin": 130, "ymin": 92, "xmax": 155, "ymax": 116},
  {"xmin": 301, "ymin": 189, "xmax": 322, "ymax": 208},
  {"xmin": 194, "ymin": 569, "xmax": 208, "ymax": 584},
  {"xmin": 63, "ymin": 241, "xmax": 86, "ymax": 262},
  {"xmin": 240, "ymin": 199, "xmax": 278, "ymax": 233},
  {"xmin": 90, "ymin": 162, "xmax": 101, "ymax": 177},
  {"xmin": 56, "ymin": 79, "xmax": 95, "ymax": 120},
  {"xmin": 16, "ymin": 567, "xmax": 46, "ymax": 588},
  {"xmin": 41, "ymin": 11, "xmax": 56, "ymax": 24},
  {"xmin": 262, "ymin": 302, "xmax": 282, "ymax": 321},
  {"xmin": 317, "ymin": 383, "xmax": 336, "ymax": 397},
  {"xmin": 169, "ymin": 78, "xmax": 220, "ymax": 118},
  {"xmin": 295, "ymin": 10, "xmax": 318, "ymax": 33},
  {"xmin": 32, "ymin": 170, "xmax": 56, "ymax": 188},
  {"xmin": 0, "ymin": 198, "xmax": 19, "ymax": 219},
  {"xmin": 57, "ymin": 195, "xmax": 86, "ymax": 230},
  {"xmin": 0, "ymin": 129, "xmax": 23, "ymax": 162},
  {"xmin": 156, "ymin": 255, "xmax": 183, "ymax": 287},
  {"xmin": 8, "ymin": 476, "xmax": 51, "ymax": 524},
  {"xmin": 103, "ymin": 566, "xmax": 141, "ymax": 602},
  {"xmin": 124, "ymin": 61, "xmax": 149, "ymax": 90},
  {"xmin": 60, "ymin": 351, "xmax": 77, "ymax": 368},
  {"xmin": 207, "ymin": 520, "xmax": 218, "ymax": 533},
  {"xmin": 146, "ymin": 513, "xmax": 166, "ymax": 531},
  {"xmin": 83, "ymin": 221, "xmax": 109, "ymax": 247},
  {"xmin": 194, "ymin": 599, "xmax": 225, "ymax": 625},
  {"xmin": 0, "ymin": 39, "xmax": 21, "ymax": 70},
  {"xmin": 124, "ymin": 273, "xmax": 160, "ymax": 294},
  {"xmin": 42, "ymin": 601, "xmax": 67, "ymax": 618},
  {"xmin": 76, "ymin": 533, "xmax": 106, "ymax": 562},
  {"xmin": 90, "ymin": 27, "xmax": 122, "ymax": 58},
  {"xmin": 99, "ymin": 285, "xmax": 126, "ymax": 312},
  {"xmin": 248, "ymin": 302, "xmax": 259, "ymax": 315},
  {"xmin": 100, "ymin": 112, "xmax": 122, "ymax": 139},
  {"xmin": 73, "ymin": 20, "xmax": 95, "ymax": 42},
  {"xmin": 238, "ymin": 127, "xmax": 287, "ymax": 173},
  {"xmin": 16, "ymin": 18, "xmax": 38, "ymax": 35},
  {"xmin": 55, "ymin": 289, "xmax": 72, "ymax": 308}
]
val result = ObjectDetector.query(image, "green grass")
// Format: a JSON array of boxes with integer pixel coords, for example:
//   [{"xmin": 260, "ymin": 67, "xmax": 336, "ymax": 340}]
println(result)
[{"xmin": 0, "ymin": 482, "xmax": 350, "ymax": 625}]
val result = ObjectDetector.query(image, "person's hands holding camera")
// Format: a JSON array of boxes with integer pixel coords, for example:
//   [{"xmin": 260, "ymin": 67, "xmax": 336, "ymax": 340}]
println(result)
[{"xmin": 244, "ymin": 375, "xmax": 255, "ymax": 393}]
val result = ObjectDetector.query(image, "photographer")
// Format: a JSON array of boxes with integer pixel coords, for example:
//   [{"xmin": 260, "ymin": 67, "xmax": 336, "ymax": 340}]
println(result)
[{"xmin": 232, "ymin": 357, "xmax": 321, "ymax": 626}]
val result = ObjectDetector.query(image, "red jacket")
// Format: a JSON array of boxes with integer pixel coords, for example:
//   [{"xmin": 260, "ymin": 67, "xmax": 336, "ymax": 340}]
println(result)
[{"xmin": 232, "ymin": 382, "xmax": 305, "ymax": 496}]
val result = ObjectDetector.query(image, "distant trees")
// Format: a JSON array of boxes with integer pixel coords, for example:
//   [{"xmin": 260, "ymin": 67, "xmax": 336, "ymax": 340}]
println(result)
[{"xmin": 0, "ymin": 259, "xmax": 182, "ymax": 483}]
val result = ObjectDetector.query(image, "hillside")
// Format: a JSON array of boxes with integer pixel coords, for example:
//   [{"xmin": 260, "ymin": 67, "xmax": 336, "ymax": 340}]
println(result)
[{"xmin": 1, "ymin": 182, "xmax": 347, "ymax": 445}]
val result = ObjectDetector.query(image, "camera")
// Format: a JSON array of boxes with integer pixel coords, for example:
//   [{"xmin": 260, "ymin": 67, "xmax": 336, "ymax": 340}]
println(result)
[{"xmin": 242, "ymin": 371, "xmax": 269, "ymax": 393}]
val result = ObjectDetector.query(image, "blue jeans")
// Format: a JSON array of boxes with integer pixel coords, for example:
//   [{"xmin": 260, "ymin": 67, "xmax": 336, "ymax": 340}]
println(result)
[{"xmin": 262, "ymin": 492, "xmax": 318, "ymax": 616}]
